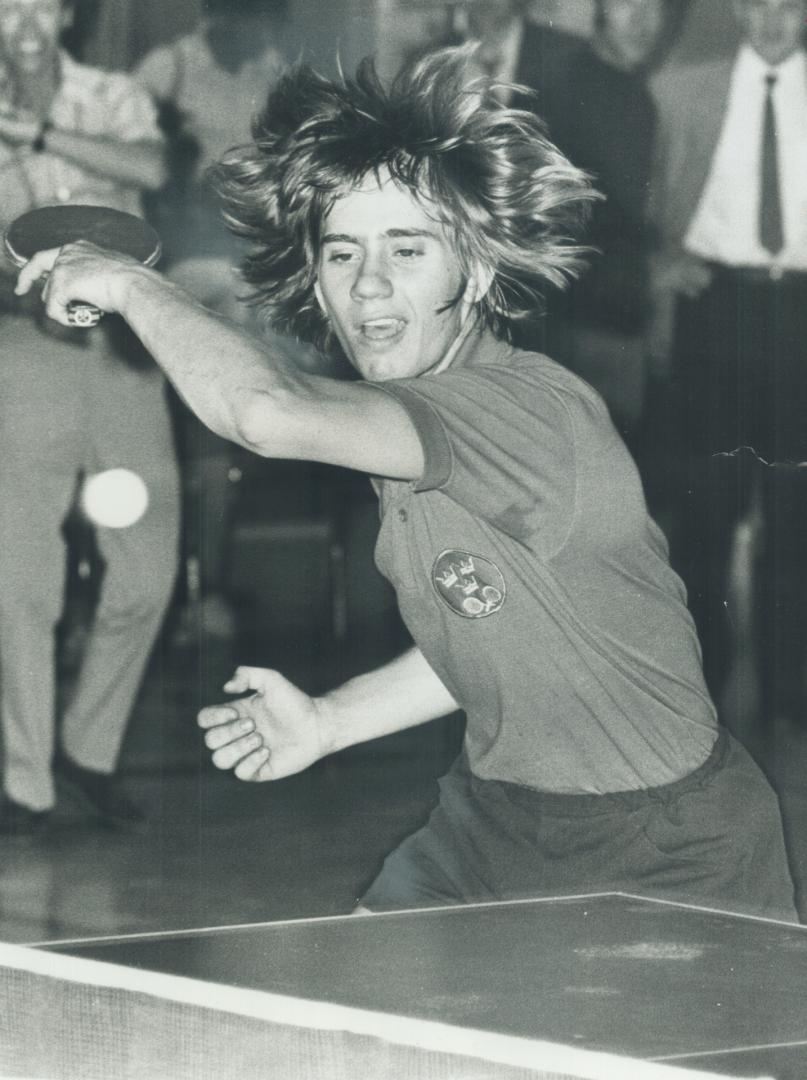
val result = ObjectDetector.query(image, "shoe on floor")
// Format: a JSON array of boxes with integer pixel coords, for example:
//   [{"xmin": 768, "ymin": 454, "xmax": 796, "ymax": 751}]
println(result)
[
  {"xmin": 0, "ymin": 793, "xmax": 49, "ymax": 838},
  {"xmin": 54, "ymin": 751, "xmax": 145, "ymax": 830}
]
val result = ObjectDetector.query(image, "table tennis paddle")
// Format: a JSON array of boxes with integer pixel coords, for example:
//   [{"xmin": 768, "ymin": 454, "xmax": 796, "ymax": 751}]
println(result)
[{"xmin": 3, "ymin": 205, "xmax": 161, "ymax": 327}]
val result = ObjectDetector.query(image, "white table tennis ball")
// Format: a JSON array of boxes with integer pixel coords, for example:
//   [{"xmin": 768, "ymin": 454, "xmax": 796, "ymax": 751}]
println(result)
[{"xmin": 81, "ymin": 468, "xmax": 149, "ymax": 529}]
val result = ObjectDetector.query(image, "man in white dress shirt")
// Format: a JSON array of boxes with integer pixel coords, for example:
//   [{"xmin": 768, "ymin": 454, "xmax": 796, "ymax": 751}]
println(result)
[{"xmin": 650, "ymin": 0, "xmax": 807, "ymax": 733}]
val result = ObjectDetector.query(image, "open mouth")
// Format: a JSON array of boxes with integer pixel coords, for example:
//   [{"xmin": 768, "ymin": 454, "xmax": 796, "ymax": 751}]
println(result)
[{"xmin": 359, "ymin": 318, "xmax": 405, "ymax": 342}]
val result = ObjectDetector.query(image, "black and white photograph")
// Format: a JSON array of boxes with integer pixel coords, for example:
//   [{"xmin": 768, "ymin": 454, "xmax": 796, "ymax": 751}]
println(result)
[{"xmin": 0, "ymin": 1, "xmax": 806, "ymax": 1076}]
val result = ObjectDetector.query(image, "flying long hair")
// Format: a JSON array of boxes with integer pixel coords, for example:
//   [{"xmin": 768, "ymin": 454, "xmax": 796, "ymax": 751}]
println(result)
[{"xmin": 213, "ymin": 45, "xmax": 598, "ymax": 352}]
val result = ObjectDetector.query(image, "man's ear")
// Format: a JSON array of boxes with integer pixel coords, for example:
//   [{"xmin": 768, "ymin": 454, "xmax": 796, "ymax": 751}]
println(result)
[
  {"xmin": 313, "ymin": 279, "xmax": 326, "ymax": 313},
  {"xmin": 465, "ymin": 261, "xmax": 495, "ymax": 305}
]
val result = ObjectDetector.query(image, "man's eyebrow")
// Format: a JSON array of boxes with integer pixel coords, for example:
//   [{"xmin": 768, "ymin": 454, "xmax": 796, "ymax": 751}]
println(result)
[
  {"xmin": 321, "ymin": 228, "xmax": 438, "ymax": 244},
  {"xmin": 386, "ymin": 228, "xmax": 438, "ymax": 240}
]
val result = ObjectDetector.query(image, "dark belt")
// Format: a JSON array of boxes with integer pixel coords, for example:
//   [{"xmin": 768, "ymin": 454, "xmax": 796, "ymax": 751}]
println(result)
[{"xmin": 706, "ymin": 261, "xmax": 807, "ymax": 286}]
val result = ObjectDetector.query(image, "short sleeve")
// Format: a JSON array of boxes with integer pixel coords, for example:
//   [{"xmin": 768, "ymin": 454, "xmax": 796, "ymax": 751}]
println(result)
[
  {"xmin": 99, "ymin": 71, "xmax": 162, "ymax": 144},
  {"xmin": 380, "ymin": 363, "xmax": 578, "ymax": 556}
]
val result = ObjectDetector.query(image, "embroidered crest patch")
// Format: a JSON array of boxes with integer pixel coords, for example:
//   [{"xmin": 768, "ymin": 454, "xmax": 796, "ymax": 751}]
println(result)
[{"xmin": 432, "ymin": 550, "xmax": 506, "ymax": 618}]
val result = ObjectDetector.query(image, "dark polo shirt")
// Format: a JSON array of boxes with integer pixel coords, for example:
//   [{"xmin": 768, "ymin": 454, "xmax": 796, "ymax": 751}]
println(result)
[{"xmin": 374, "ymin": 327, "xmax": 716, "ymax": 794}]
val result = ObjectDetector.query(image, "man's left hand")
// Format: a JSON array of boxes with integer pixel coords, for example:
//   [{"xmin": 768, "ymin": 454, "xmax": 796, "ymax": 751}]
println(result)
[{"xmin": 15, "ymin": 241, "xmax": 141, "ymax": 325}]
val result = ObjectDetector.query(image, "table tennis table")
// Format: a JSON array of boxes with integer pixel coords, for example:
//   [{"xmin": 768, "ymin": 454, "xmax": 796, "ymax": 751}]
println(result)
[{"xmin": 1, "ymin": 892, "xmax": 805, "ymax": 1079}]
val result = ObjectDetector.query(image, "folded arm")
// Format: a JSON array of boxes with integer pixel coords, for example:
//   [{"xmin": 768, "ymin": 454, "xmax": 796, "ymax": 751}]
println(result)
[
  {"xmin": 41, "ymin": 128, "xmax": 166, "ymax": 190},
  {"xmin": 0, "ymin": 112, "xmax": 165, "ymax": 190}
]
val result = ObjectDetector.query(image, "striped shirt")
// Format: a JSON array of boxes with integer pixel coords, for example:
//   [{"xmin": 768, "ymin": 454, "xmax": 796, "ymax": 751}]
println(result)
[{"xmin": 0, "ymin": 51, "xmax": 161, "ymax": 229}]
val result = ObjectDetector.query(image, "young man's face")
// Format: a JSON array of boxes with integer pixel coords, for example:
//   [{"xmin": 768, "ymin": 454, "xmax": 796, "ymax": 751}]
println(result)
[
  {"xmin": 0, "ymin": 0, "xmax": 68, "ymax": 79},
  {"xmin": 600, "ymin": 0, "xmax": 666, "ymax": 68},
  {"xmin": 314, "ymin": 173, "xmax": 479, "ymax": 383},
  {"xmin": 733, "ymin": 0, "xmax": 806, "ymax": 66}
]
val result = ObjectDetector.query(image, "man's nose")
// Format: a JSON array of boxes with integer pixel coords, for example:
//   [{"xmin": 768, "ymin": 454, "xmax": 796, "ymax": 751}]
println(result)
[{"xmin": 350, "ymin": 255, "xmax": 393, "ymax": 300}]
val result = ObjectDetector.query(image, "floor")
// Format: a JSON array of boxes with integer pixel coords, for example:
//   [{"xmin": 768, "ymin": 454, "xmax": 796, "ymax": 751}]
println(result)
[
  {"xmin": 1, "ymin": 508, "xmax": 806, "ymax": 946},
  {"xmin": 0, "ymin": 575, "xmax": 468, "ymax": 945}
]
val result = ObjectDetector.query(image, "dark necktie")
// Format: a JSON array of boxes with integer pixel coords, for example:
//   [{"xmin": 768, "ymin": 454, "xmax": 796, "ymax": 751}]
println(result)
[{"xmin": 759, "ymin": 73, "xmax": 784, "ymax": 255}]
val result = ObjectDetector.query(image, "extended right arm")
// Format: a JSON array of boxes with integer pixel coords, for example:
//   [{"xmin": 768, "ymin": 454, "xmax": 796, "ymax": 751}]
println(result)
[{"xmin": 15, "ymin": 245, "xmax": 426, "ymax": 483}]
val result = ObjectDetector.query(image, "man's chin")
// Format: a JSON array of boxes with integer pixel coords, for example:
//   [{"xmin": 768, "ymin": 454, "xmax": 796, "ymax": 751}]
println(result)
[
  {"xmin": 350, "ymin": 342, "xmax": 413, "ymax": 383},
  {"xmin": 354, "ymin": 360, "xmax": 405, "ymax": 383}
]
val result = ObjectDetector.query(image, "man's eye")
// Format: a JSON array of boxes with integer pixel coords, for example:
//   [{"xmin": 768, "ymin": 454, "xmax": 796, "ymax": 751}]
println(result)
[
  {"xmin": 395, "ymin": 247, "xmax": 423, "ymax": 259},
  {"xmin": 327, "ymin": 251, "xmax": 355, "ymax": 264}
]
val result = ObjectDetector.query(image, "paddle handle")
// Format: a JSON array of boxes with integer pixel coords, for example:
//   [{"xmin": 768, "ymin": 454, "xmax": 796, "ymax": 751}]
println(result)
[{"xmin": 67, "ymin": 300, "xmax": 103, "ymax": 328}]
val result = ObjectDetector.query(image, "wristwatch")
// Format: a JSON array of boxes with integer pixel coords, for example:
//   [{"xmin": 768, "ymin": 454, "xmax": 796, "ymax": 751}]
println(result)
[{"xmin": 31, "ymin": 118, "xmax": 53, "ymax": 153}]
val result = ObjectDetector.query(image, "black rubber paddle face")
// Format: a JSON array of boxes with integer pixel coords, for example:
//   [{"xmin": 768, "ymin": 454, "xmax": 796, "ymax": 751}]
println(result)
[{"xmin": 4, "ymin": 205, "xmax": 161, "ymax": 267}]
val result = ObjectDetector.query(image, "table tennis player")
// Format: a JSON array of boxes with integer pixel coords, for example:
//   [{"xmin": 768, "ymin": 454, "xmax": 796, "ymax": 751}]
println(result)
[
  {"xmin": 16, "ymin": 46, "xmax": 798, "ymax": 921},
  {"xmin": 0, "ymin": 0, "xmax": 180, "ymax": 836}
]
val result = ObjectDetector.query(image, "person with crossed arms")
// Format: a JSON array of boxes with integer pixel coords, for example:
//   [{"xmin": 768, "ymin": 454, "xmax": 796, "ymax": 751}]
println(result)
[{"xmin": 0, "ymin": 0, "xmax": 179, "ymax": 837}]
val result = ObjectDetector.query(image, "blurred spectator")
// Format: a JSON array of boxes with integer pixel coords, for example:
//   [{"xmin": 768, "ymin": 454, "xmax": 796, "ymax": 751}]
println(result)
[
  {"xmin": 0, "ymin": 0, "xmax": 179, "ymax": 835},
  {"xmin": 134, "ymin": 0, "xmax": 289, "ymax": 641},
  {"xmin": 134, "ymin": 0, "xmax": 288, "ymax": 260},
  {"xmin": 649, "ymin": 0, "xmax": 807, "ymax": 728},
  {"xmin": 443, "ymin": 1, "xmax": 689, "ymax": 455}
]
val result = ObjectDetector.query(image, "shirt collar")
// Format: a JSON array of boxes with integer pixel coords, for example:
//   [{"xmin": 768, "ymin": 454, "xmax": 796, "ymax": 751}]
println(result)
[
  {"xmin": 428, "ymin": 321, "xmax": 508, "ymax": 376},
  {"xmin": 737, "ymin": 42, "xmax": 806, "ymax": 85}
]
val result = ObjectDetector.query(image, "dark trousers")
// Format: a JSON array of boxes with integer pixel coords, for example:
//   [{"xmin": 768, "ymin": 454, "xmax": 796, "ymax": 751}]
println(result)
[
  {"xmin": 361, "ymin": 732, "xmax": 797, "ymax": 922},
  {"xmin": 667, "ymin": 265, "xmax": 807, "ymax": 721}
]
